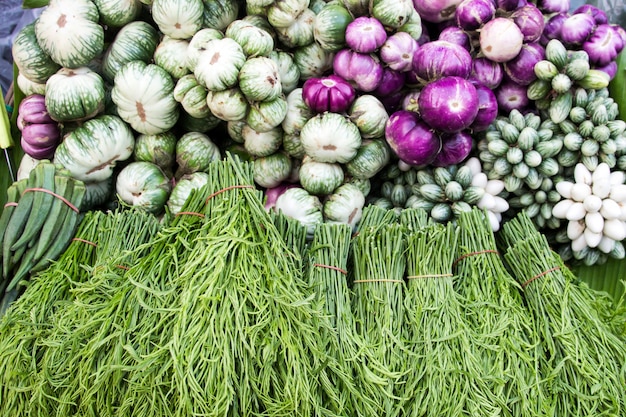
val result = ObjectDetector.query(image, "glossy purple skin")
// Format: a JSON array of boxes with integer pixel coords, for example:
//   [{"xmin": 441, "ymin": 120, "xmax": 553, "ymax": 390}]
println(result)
[
  {"xmin": 495, "ymin": 0, "xmax": 526, "ymax": 12},
  {"xmin": 540, "ymin": 12, "xmax": 568, "ymax": 45},
  {"xmin": 302, "ymin": 74, "xmax": 356, "ymax": 113},
  {"xmin": 413, "ymin": 0, "xmax": 466, "ymax": 23},
  {"xmin": 379, "ymin": 32, "xmax": 420, "ymax": 72},
  {"xmin": 455, "ymin": 0, "xmax": 495, "ymax": 31},
  {"xmin": 470, "ymin": 81, "xmax": 499, "ymax": 131},
  {"xmin": 345, "ymin": 16, "xmax": 388, "ymax": 54},
  {"xmin": 418, "ymin": 76, "xmax": 479, "ymax": 133},
  {"xmin": 536, "ymin": 0, "xmax": 569, "ymax": 13},
  {"xmin": 432, "ymin": 130, "xmax": 473, "ymax": 166},
  {"xmin": 470, "ymin": 57, "xmax": 503, "ymax": 89},
  {"xmin": 373, "ymin": 68, "xmax": 406, "ymax": 96},
  {"xmin": 495, "ymin": 79, "xmax": 530, "ymax": 113},
  {"xmin": 412, "ymin": 40, "xmax": 472, "ymax": 83},
  {"xmin": 20, "ymin": 124, "xmax": 61, "ymax": 159},
  {"xmin": 573, "ymin": 4, "xmax": 608, "ymax": 25},
  {"xmin": 583, "ymin": 24, "xmax": 625, "ymax": 67},
  {"xmin": 560, "ymin": 13, "xmax": 596, "ymax": 46},
  {"xmin": 385, "ymin": 110, "xmax": 442, "ymax": 166},
  {"xmin": 511, "ymin": 3, "xmax": 545, "ymax": 43},
  {"xmin": 17, "ymin": 94, "xmax": 55, "ymax": 126},
  {"xmin": 438, "ymin": 26, "xmax": 471, "ymax": 51},
  {"xmin": 504, "ymin": 42, "xmax": 545, "ymax": 86},
  {"xmin": 378, "ymin": 89, "xmax": 407, "ymax": 113},
  {"xmin": 333, "ymin": 49, "xmax": 384, "ymax": 92}
]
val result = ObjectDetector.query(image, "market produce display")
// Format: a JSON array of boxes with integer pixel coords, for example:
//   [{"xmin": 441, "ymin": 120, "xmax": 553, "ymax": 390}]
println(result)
[{"xmin": 1, "ymin": 0, "xmax": 626, "ymax": 415}]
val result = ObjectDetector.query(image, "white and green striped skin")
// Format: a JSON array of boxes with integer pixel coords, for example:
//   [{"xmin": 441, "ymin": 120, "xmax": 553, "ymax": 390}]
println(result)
[
  {"xmin": 154, "ymin": 36, "xmax": 191, "ymax": 80},
  {"xmin": 186, "ymin": 28, "xmax": 224, "ymax": 72},
  {"xmin": 253, "ymin": 152, "xmax": 293, "ymax": 188},
  {"xmin": 312, "ymin": 2, "xmax": 353, "ymax": 52},
  {"xmin": 174, "ymin": 75, "xmax": 210, "ymax": 119},
  {"xmin": 348, "ymin": 95, "xmax": 389, "ymax": 139},
  {"xmin": 53, "ymin": 115, "xmax": 135, "ymax": 183},
  {"xmin": 175, "ymin": 131, "xmax": 221, "ymax": 174},
  {"xmin": 269, "ymin": 51, "xmax": 300, "ymax": 95},
  {"xmin": 206, "ymin": 87, "xmax": 249, "ymax": 122},
  {"xmin": 92, "ymin": 0, "xmax": 143, "ymax": 28},
  {"xmin": 178, "ymin": 111, "xmax": 221, "ymax": 133},
  {"xmin": 346, "ymin": 139, "xmax": 391, "ymax": 180},
  {"xmin": 282, "ymin": 88, "xmax": 314, "ymax": 135},
  {"xmin": 102, "ymin": 21, "xmax": 160, "ymax": 83},
  {"xmin": 133, "ymin": 131, "xmax": 178, "ymax": 170},
  {"xmin": 242, "ymin": 124, "xmax": 283, "ymax": 157},
  {"xmin": 245, "ymin": 0, "xmax": 274, "ymax": 9},
  {"xmin": 225, "ymin": 20, "xmax": 274, "ymax": 58},
  {"xmin": 267, "ymin": 0, "xmax": 310, "ymax": 29},
  {"xmin": 45, "ymin": 66, "xmax": 106, "ymax": 122},
  {"xmin": 371, "ymin": 0, "xmax": 413, "ymax": 29},
  {"xmin": 300, "ymin": 112, "xmax": 362, "ymax": 164},
  {"xmin": 274, "ymin": 187, "xmax": 324, "ymax": 238},
  {"xmin": 246, "ymin": 96, "xmax": 288, "ymax": 133},
  {"xmin": 167, "ymin": 171, "xmax": 210, "ymax": 215},
  {"xmin": 34, "ymin": 0, "xmax": 104, "ymax": 69},
  {"xmin": 322, "ymin": 183, "xmax": 365, "ymax": 228},
  {"xmin": 16, "ymin": 73, "xmax": 46, "ymax": 97},
  {"xmin": 238, "ymin": 56, "xmax": 282, "ymax": 102},
  {"xmin": 111, "ymin": 61, "xmax": 180, "ymax": 135},
  {"xmin": 194, "ymin": 38, "xmax": 246, "ymax": 92},
  {"xmin": 293, "ymin": 42, "xmax": 335, "ymax": 81},
  {"xmin": 82, "ymin": 177, "xmax": 113, "ymax": 210},
  {"xmin": 274, "ymin": 9, "xmax": 315, "ymax": 49},
  {"xmin": 12, "ymin": 23, "xmax": 60, "ymax": 84},
  {"xmin": 151, "ymin": 0, "xmax": 204, "ymax": 39},
  {"xmin": 299, "ymin": 157, "xmax": 344, "ymax": 196},
  {"xmin": 115, "ymin": 161, "xmax": 172, "ymax": 214},
  {"xmin": 202, "ymin": 0, "xmax": 239, "ymax": 31}
]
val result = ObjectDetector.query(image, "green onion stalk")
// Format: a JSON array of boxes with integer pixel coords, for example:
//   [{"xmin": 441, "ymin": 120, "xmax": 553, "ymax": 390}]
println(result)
[
  {"xmin": 501, "ymin": 212, "xmax": 626, "ymax": 415},
  {"xmin": 0, "ymin": 211, "xmax": 102, "ymax": 415},
  {"xmin": 123, "ymin": 155, "xmax": 347, "ymax": 417},
  {"xmin": 401, "ymin": 221, "xmax": 480, "ymax": 416},
  {"xmin": 306, "ymin": 222, "xmax": 377, "ymax": 415},
  {"xmin": 27, "ymin": 208, "xmax": 162, "ymax": 416},
  {"xmin": 350, "ymin": 206, "xmax": 407, "ymax": 417},
  {"xmin": 455, "ymin": 209, "xmax": 544, "ymax": 417}
]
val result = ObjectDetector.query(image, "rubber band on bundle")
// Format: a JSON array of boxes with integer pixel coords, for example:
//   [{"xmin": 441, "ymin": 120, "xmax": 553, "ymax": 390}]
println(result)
[
  {"xmin": 175, "ymin": 211, "xmax": 205, "ymax": 218},
  {"xmin": 453, "ymin": 249, "xmax": 499, "ymax": 266},
  {"xmin": 23, "ymin": 188, "xmax": 80, "ymax": 213},
  {"xmin": 205, "ymin": 185, "xmax": 255, "ymax": 202},
  {"xmin": 352, "ymin": 279, "xmax": 404, "ymax": 284},
  {"xmin": 407, "ymin": 273, "xmax": 453, "ymax": 279},
  {"xmin": 72, "ymin": 238, "xmax": 97, "ymax": 247},
  {"xmin": 116, "ymin": 264, "xmax": 130, "ymax": 271},
  {"xmin": 522, "ymin": 266, "xmax": 561, "ymax": 288},
  {"xmin": 4, "ymin": 202, "xmax": 18, "ymax": 208},
  {"xmin": 313, "ymin": 263, "xmax": 348, "ymax": 275}
]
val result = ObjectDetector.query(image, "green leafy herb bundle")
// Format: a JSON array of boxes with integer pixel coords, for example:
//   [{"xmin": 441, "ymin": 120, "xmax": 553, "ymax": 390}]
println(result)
[
  {"xmin": 455, "ymin": 209, "xmax": 543, "ymax": 417},
  {"xmin": 350, "ymin": 205, "xmax": 407, "ymax": 417},
  {"xmin": 501, "ymin": 212, "xmax": 626, "ymax": 415},
  {"xmin": 401, "ymin": 220, "xmax": 477, "ymax": 416},
  {"xmin": 0, "ymin": 210, "xmax": 102, "ymax": 415}
]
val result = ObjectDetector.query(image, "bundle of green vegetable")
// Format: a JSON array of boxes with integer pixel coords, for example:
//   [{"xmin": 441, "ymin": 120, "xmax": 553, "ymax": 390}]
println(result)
[
  {"xmin": 0, "ymin": 160, "xmax": 85, "ymax": 306},
  {"xmin": 22, "ymin": 208, "xmax": 161, "ymax": 415},
  {"xmin": 349, "ymin": 205, "xmax": 407, "ymax": 416},
  {"xmin": 0, "ymin": 210, "xmax": 101, "ymax": 412},
  {"xmin": 500, "ymin": 212, "xmax": 626, "ymax": 415},
  {"xmin": 401, "ymin": 220, "xmax": 481, "ymax": 416},
  {"xmin": 454, "ymin": 209, "xmax": 543, "ymax": 416}
]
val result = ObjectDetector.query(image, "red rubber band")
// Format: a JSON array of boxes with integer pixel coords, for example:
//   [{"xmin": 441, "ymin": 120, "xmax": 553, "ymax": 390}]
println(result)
[
  {"xmin": 3, "ymin": 202, "xmax": 18, "ymax": 208},
  {"xmin": 72, "ymin": 238, "xmax": 97, "ymax": 247},
  {"xmin": 453, "ymin": 249, "xmax": 499, "ymax": 266},
  {"xmin": 23, "ymin": 187, "xmax": 79, "ymax": 213},
  {"xmin": 522, "ymin": 266, "xmax": 561, "ymax": 288},
  {"xmin": 313, "ymin": 263, "xmax": 348, "ymax": 275},
  {"xmin": 175, "ymin": 211, "xmax": 205, "ymax": 218},
  {"xmin": 205, "ymin": 185, "xmax": 255, "ymax": 203}
]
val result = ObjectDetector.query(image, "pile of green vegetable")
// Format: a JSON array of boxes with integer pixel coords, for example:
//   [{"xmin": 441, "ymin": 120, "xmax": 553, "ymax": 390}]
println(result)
[{"xmin": 0, "ymin": 156, "xmax": 625, "ymax": 416}]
